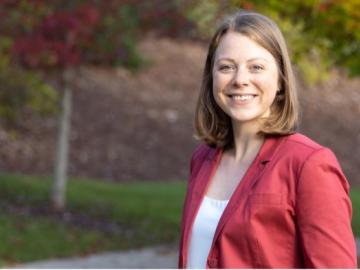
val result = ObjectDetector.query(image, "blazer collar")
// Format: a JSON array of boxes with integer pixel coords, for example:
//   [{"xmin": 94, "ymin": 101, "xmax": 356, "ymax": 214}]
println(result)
[
  {"xmin": 205, "ymin": 135, "xmax": 285, "ymax": 164},
  {"xmin": 205, "ymin": 146, "xmax": 220, "ymax": 161},
  {"xmin": 258, "ymin": 135, "xmax": 286, "ymax": 164}
]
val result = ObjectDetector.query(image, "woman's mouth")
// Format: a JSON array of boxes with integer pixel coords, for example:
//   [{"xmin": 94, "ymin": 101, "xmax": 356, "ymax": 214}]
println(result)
[
  {"xmin": 230, "ymin": 94, "xmax": 255, "ymax": 101},
  {"xmin": 227, "ymin": 94, "xmax": 258, "ymax": 103}
]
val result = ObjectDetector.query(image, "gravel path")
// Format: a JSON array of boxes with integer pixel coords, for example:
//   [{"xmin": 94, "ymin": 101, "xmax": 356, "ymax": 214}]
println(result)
[
  {"xmin": 15, "ymin": 245, "xmax": 179, "ymax": 269},
  {"xmin": 13, "ymin": 239, "xmax": 360, "ymax": 268}
]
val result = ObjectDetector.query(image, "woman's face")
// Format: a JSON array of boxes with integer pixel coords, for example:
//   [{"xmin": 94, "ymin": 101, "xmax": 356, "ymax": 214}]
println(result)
[{"xmin": 212, "ymin": 31, "xmax": 279, "ymax": 126}]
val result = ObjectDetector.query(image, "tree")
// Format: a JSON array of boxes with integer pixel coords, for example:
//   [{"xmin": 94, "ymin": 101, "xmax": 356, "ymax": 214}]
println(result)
[
  {"xmin": 1, "ymin": 0, "xmax": 142, "ymax": 211},
  {"xmin": 182, "ymin": 0, "xmax": 360, "ymax": 83},
  {"xmin": 13, "ymin": 3, "xmax": 103, "ymax": 211},
  {"xmin": 1, "ymin": 0, "xmax": 194, "ymax": 211}
]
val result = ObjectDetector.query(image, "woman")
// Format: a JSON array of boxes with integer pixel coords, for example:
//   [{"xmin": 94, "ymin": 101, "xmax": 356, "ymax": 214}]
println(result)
[{"xmin": 178, "ymin": 11, "xmax": 357, "ymax": 268}]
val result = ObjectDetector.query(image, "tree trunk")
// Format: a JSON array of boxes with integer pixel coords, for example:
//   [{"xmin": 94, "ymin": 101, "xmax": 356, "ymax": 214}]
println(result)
[{"xmin": 51, "ymin": 68, "xmax": 73, "ymax": 211}]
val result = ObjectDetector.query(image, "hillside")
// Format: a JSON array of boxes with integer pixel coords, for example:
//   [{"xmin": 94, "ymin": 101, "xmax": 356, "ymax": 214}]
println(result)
[{"xmin": 0, "ymin": 36, "xmax": 359, "ymax": 186}]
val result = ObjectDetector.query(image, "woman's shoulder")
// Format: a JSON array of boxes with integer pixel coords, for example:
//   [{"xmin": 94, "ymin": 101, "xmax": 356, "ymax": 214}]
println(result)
[
  {"xmin": 280, "ymin": 132, "xmax": 339, "ymax": 166},
  {"xmin": 191, "ymin": 143, "xmax": 217, "ymax": 162},
  {"xmin": 188, "ymin": 144, "xmax": 217, "ymax": 178},
  {"xmin": 283, "ymin": 132, "xmax": 324, "ymax": 150}
]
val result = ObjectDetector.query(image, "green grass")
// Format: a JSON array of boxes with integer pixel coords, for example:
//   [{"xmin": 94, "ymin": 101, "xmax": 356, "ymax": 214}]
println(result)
[
  {"xmin": 0, "ymin": 173, "xmax": 359, "ymax": 266},
  {"xmin": 0, "ymin": 173, "xmax": 186, "ymax": 266},
  {"xmin": 350, "ymin": 188, "xmax": 360, "ymax": 237},
  {"xmin": 0, "ymin": 214, "xmax": 123, "ymax": 264}
]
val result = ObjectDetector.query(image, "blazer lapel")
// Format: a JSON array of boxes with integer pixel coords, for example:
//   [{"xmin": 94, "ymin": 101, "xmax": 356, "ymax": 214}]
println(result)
[
  {"xmin": 212, "ymin": 136, "xmax": 287, "ymax": 243},
  {"xmin": 182, "ymin": 147, "xmax": 222, "ymax": 263}
]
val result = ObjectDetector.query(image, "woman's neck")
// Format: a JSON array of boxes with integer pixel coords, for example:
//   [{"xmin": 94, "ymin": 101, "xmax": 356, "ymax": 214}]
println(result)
[{"xmin": 229, "ymin": 120, "xmax": 264, "ymax": 162}]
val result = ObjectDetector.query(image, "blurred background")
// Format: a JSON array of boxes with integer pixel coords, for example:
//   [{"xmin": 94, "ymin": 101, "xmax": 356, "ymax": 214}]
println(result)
[{"xmin": 0, "ymin": 0, "xmax": 359, "ymax": 267}]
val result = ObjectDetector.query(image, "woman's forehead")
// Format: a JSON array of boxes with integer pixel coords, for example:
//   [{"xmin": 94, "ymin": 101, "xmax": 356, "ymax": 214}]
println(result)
[{"xmin": 214, "ymin": 31, "xmax": 276, "ymax": 63}]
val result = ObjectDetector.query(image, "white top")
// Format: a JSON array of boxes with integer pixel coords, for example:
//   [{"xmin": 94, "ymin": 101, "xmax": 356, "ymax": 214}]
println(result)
[{"xmin": 187, "ymin": 196, "xmax": 229, "ymax": 269}]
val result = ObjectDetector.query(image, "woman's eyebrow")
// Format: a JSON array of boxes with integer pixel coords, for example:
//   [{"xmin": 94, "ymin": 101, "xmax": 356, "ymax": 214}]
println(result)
[
  {"xmin": 215, "ymin": 57, "xmax": 269, "ymax": 64},
  {"xmin": 247, "ymin": 57, "xmax": 269, "ymax": 63},
  {"xmin": 215, "ymin": 57, "xmax": 236, "ymax": 64}
]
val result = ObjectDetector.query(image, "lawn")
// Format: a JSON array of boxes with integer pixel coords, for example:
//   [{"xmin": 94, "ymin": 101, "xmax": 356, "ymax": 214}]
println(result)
[
  {"xmin": 0, "ymin": 173, "xmax": 186, "ymax": 266},
  {"xmin": 351, "ymin": 187, "xmax": 360, "ymax": 237},
  {"xmin": 0, "ymin": 173, "xmax": 359, "ymax": 266}
]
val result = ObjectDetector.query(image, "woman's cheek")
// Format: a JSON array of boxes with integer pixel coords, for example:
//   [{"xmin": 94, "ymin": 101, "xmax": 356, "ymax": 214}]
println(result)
[
  {"xmin": 213, "ymin": 73, "xmax": 229, "ymax": 93},
  {"xmin": 255, "ymin": 76, "xmax": 278, "ymax": 96}
]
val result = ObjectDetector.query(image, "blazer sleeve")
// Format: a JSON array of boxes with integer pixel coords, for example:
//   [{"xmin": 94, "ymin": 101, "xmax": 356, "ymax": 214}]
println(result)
[{"xmin": 296, "ymin": 147, "xmax": 357, "ymax": 268}]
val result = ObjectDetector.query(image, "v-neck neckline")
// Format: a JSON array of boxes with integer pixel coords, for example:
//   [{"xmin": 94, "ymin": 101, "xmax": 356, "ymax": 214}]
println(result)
[{"xmin": 203, "ymin": 136, "xmax": 267, "ymax": 201}]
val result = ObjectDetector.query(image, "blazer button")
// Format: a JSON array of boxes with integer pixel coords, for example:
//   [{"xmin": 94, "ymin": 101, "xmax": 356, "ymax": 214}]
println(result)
[{"xmin": 208, "ymin": 258, "xmax": 218, "ymax": 268}]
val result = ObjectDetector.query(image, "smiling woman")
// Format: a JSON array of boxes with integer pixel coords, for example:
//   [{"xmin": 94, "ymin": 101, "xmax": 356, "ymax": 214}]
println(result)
[
  {"xmin": 178, "ymin": 11, "xmax": 357, "ymax": 269},
  {"xmin": 212, "ymin": 32, "xmax": 279, "ymax": 126},
  {"xmin": 194, "ymin": 13, "xmax": 299, "ymax": 150}
]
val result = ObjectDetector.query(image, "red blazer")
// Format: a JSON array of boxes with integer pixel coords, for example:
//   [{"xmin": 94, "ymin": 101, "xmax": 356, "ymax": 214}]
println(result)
[{"xmin": 178, "ymin": 133, "xmax": 357, "ymax": 268}]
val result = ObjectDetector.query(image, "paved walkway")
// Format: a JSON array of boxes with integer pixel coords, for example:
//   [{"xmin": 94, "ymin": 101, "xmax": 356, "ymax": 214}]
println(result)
[
  {"xmin": 13, "ymin": 239, "xmax": 360, "ymax": 268},
  {"xmin": 15, "ymin": 245, "xmax": 178, "ymax": 268}
]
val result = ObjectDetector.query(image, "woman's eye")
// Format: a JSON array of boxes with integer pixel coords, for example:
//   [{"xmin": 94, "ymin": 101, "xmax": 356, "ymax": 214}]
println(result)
[
  {"xmin": 250, "ymin": 64, "xmax": 264, "ymax": 72},
  {"xmin": 219, "ymin": 65, "xmax": 234, "ymax": 72}
]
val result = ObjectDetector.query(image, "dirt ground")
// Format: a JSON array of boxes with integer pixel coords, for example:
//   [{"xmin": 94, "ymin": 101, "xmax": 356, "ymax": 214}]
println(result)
[{"xmin": 0, "ymin": 35, "xmax": 359, "ymax": 185}]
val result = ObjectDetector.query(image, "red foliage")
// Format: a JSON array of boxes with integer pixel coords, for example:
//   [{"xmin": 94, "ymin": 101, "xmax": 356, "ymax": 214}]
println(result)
[
  {"xmin": 241, "ymin": 1, "xmax": 255, "ymax": 10},
  {"xmin": 13, "ymin": 37, "xmax": 81, "ymax": 68},
  {"xmin": 75, "ymin": 5, "xmax": 99, "ymax": 27},
  {"xmin": 317, "ymin": 1, "xmax": 334, "ymax": 12},
  {"xmin": 138, "ymin": 0, "xmax": 193, "ymax": 37},
  {"xmin": 3, "ymin": 0, "xmax": 193, "ymax": 68},
  {"xmin": 10, "ymin": 3, "xmax": 100, "ymax": 68}
]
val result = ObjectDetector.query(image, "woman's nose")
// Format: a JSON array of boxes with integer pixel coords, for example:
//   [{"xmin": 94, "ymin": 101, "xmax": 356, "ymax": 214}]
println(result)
[{"xmin": 232, "ymin": 68, "xmax": 250, "ymax": 87}]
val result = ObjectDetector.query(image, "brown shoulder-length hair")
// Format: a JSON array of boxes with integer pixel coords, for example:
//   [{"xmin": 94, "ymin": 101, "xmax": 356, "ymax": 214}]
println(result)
[{"xmin": 195, "ymin": 11, "xmax": 299, "ymax": 148}]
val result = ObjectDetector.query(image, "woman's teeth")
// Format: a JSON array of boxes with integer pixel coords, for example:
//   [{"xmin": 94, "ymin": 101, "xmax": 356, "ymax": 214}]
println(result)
[{"xmin": 231, "ymin": 95, "xmax": 255, "ymax": 101}]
